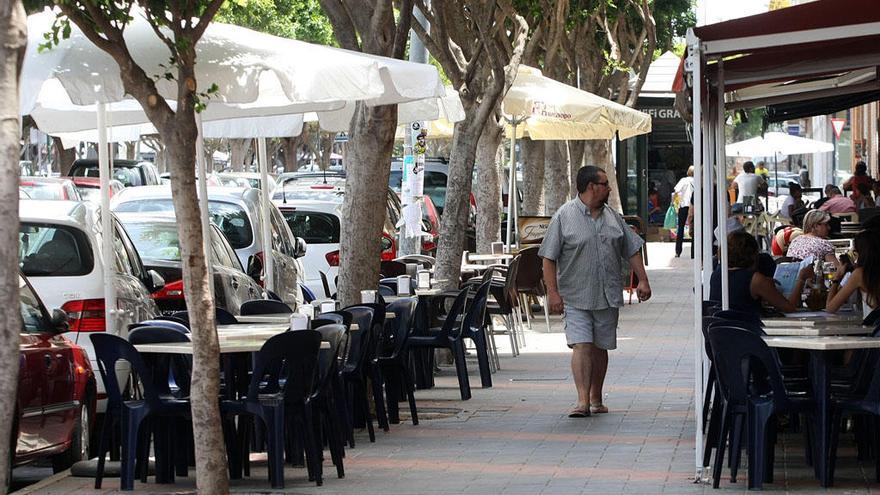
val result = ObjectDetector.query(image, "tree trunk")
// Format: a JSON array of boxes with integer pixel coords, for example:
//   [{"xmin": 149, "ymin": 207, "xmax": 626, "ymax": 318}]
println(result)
[
  {"xmin": 584, "ymin": 139, "xmax": 621, "ymax": 212},
  {"xmin": 125, "ymin": 141, "xmax": 136, "ymax": 160},
  {"xmin": 229, "ymin": 138, "xmax": 251, "ymax": 172},
  {"xmin": 474, "ymin": 121, "xmax": 503, "ymax": 253},
  {"xmin": 52, "ymin": 136, "xmax": 77, "ymax": 175},
  {"xmin": 521, "ymin": 138, "xmax": 545, "ymax": 215},
  {"xmin": 282, "ymin": 136, "xmax": 301, "ymax": 172},
  {"xmin": 543, "ymin": 140, "xmax": 571, "ymax": 214},
  {"xmin": 160, "ymin": 111, "xmax": 228, "ymax": 493},
  {"xmin": 0, "ymin": 1, "xmax": 25, "ymax": 489},
  {"xmin": 434, "ymin": 108, "xmax": 486, "ymax": 289},
  {"xmin": 318, "ymin": 131, "xmax": 333, "ymax": 170},
  {"xmin": 568, "ymin": 140, "xmax": 586, "ymax": 197},
  {"xmin": 336, "ymin": 103, "xmax": 397, "ymax": 307}
]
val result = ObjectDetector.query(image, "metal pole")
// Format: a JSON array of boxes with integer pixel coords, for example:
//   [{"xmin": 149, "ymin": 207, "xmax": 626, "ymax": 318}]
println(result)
[
  {"xmin": 97, "ymin": 102, "xmax": 116, "ymax": 335},
  {"xmin": 687, "ymin": 31, "xmax": 705, "ymax": 482},
  {"xmin": 505, "ymin": 121, "xmax": 518, "ymax": 250},
  {"xmin": 716, "ymin": 60, "xmax": 729, "ymax": 310},
  {"xmin": 258, "ymin": 137, "xmax": 274, "ymax": 293},
  {"xmin": 194, "ymin": 113, "xmax": 214, "ymax": 297}
]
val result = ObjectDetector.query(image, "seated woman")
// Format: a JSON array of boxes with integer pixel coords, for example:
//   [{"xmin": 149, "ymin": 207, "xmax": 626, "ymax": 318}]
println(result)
[
  {"xmin": 710, "ymin": 231, "xmax": 812, "ymax": 314},
  {"xmin": 825, "ymin": 230, "xmax": 880, "ymax": 318},
  {"xmin": 785, "ymin": 209, "xmax": 840, "ymax": 269}
]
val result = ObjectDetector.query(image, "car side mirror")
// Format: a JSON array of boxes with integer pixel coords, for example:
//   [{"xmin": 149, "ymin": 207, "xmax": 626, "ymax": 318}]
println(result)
[
  {"xmin": 146, "ymin": 269, "xmax": 165, "ymax": 292},
  {"xmin": 295, "ymin": 237, "xmax": 307, "ymax": 258},
  {"xmin": 50, "ymin": 309, "xmax": 69, "ymax": 333},
  {"xmin": 247, "ymin": 254, "xmax": 264, "ymax": 281}
]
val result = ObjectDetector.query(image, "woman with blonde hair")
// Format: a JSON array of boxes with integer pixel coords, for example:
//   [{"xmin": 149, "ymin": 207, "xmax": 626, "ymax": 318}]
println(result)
[{"xmin": 785, "ymin": 209, "xmax": 840, "ymax": 268}]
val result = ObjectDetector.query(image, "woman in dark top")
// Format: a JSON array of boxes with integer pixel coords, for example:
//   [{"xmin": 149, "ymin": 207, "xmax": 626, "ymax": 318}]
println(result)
[{"xmin": 710, "ymin": 231, "xmax": 812, "ymax": 314}]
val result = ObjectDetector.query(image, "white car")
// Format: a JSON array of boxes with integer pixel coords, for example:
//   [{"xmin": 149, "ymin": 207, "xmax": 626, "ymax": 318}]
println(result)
[
  {"xmin": 19, "ymin": 200, "xmax": 162, "ymax": 413},
  {"xmin": 112, "ymin": 186, "xmax": 305, "ymax": 308},
  {"xmin": 274, "ymin": 199, "xmax": 341, "ymax": 297}
]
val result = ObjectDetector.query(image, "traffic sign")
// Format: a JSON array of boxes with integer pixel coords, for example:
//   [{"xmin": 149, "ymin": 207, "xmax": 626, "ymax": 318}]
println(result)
[
  {"xmin": 334, "ymin": 132, "xmax": 349, "ymax": 143},
  {"xmin": 830, "ymin": 118, "xmax": 846, "ymax": 139}
]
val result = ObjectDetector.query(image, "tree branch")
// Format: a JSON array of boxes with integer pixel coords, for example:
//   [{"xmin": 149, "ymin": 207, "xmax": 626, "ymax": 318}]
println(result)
[
  {"xmin": 192, "ymin": 0, "xmax": 225, "ymax": 40},
  {"xmin": 391, "ymin": 0, "xmax": 413, "ymax": 59},
  {"xmin": 318, "ymin": 0, "xmax": 361, "ymax": 51}
]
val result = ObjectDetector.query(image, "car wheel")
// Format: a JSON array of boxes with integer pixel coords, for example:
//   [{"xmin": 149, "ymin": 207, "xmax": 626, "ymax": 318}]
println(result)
[{"xmin": 52, "ymin": 402, "xmax": 90, "ymax": 473}]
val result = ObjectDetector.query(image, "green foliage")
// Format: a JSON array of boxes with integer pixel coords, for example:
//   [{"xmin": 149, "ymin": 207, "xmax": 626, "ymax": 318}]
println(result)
[
  {"xmin": 730, "ymin": 108, "xmax": 765, "ymax": 142},
  {"xmin": 653, "ymin": 0, "xmax": 694, "ymax": 51},
  {"xmin": 217, "ymin": 0, "xmax": 335, "ymax": 45}
]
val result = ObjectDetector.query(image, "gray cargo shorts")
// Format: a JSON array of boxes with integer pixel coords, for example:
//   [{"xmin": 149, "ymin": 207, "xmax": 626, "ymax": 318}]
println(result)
[{"xmin": 563, "ymin": 305, "xmax": 620, "ymax": 350}]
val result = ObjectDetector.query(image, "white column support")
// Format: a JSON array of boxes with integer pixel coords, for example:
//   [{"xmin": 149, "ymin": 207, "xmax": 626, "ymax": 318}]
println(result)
[
  {"xmin": 505, "ymin": 120, "xmax": 520, "ymax": 251},
  {"xmin": 715, "ymin": 61, "xmax": 730, "ymax": 310},
  {"xmin": 257, "ymin": 137, "xmax": 274, "ymax": 293},
  {"xmin": 97, "ymin": 102, "xmax": 116, "ymax": 335},
  {"xmin": 195, "ymin": 113, "xmax": 214, "ymax": 297},
  {"xmin": 687, "ymin": 31, "xmax": 705, "ymax": 483}
]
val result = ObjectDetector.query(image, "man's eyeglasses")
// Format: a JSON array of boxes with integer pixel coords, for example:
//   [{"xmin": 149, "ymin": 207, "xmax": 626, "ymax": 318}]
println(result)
[{"xmin": 592, "ymin": 181, "xmax": 610, "ymax": 188}]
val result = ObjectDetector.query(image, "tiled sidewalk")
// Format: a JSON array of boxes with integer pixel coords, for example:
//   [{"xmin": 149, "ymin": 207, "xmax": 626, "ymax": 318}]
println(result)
[{"xmin": 17, "ymin": 243, "xmax": 878, "ymax": 494}]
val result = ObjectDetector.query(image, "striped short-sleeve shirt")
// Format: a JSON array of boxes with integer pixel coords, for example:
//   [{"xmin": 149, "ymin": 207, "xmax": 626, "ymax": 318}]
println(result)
[{"xmin": 538, "ymin": 198, "xmax": 644, "ymax": 310}]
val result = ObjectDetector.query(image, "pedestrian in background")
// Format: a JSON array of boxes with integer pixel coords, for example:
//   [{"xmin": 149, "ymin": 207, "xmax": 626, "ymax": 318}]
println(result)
[
  {"xmin": 843, "ymin": 161, "xmax": 872, "ymax": 193},
  {"xmin": 672, "ymin": 166, "xmax": 695, "ymax": 258},
  {"xmin": 540, "ymin": 165, "xmax": 651, "ymax": 418}
]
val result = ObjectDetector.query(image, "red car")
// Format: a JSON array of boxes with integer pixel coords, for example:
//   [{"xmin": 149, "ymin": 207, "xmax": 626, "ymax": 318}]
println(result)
[{"xmin": 14, "ymin": 273, "xmax": 96, "ymax": 473}]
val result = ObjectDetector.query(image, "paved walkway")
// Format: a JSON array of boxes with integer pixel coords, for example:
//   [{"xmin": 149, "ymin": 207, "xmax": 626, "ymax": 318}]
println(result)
[{"xmin": 16, "ymin": 243, "xmax": 880, "ymax": 494}]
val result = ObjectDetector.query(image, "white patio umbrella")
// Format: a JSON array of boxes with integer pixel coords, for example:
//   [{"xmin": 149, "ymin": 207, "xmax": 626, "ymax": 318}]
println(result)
[
  {"xmin": 726, "ymin": 131, "xmax": 834, "ymax": 196},
  {"xmin": 23, "ymin": 7, "xmax": 448, "ymax": 332},
  {"xmin": 501, "ymin": 65, "xmax": 652, "ymax": 247}
]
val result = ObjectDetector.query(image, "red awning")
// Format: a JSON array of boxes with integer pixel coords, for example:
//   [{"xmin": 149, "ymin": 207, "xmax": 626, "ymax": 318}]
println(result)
[{"xmin": 693, "ymin": 0, "xmax": 880, "ymax": 45}]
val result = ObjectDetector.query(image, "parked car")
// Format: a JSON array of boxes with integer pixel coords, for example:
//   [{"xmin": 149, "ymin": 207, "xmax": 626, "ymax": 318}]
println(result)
[
  {"xmin": 19, "ymin": 200, "xmax": 161, "ymax": 413},
  {"xmin": 111, "ymin": 186, "xmax": 304, "ymax": 309},
  {"xmin": 216, "ymin": 172, "xmax": 276, "ymax": 194},
  {"xmin": 68, "ymin": 159, "xmax": 161, "ymax": 187},
  {"xmin": 71, "ymin": 177, "xmax": 125, "ymax": 203},
  {"xmin": 273, "ymin": 180, "xmax": 404, "ymax": 296},
  {"xmin": 117, "ymin": 213, "xmax": 264, "ymax": 314},
  {"xmin": 14, "ymin": 272, "xmax": 96, "ymax": 473},
  {"xmin": 19, "ymin": 177, "xmax": 82, "ymax": 201}
]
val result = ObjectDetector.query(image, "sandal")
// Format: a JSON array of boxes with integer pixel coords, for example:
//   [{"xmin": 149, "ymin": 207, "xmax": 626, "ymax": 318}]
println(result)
[
  {"xmin": 568, "ymin": 405, "xmax": 590, "ymax": 418},
  {"xmin": 590, "ymin": 403, "xmax": 609, "ymax": 414}
]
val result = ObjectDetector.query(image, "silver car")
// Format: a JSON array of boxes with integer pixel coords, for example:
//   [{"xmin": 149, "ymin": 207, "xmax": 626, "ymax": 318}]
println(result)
[
  {"xmin": 111, "ymin": 186, "xmax": 304, "ymax": 308},
  {"xmin": 19, "ymin": 200, "xmax": 161, "ymax": 413}
]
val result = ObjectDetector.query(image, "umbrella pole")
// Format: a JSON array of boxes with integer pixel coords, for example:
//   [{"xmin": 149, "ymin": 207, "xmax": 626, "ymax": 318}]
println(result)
[
  {"xmin": 257, "ymin": 137, "xmax": 274, "ymax": 294},
  {"xmin": 505, "ymin": 122, "xmax": 517, "ymax": 251},
  {"xmin": 97, "ymin": 102, "xmax": 116, "ymax": 335},
  {"xmin": 195, "ymin": 113, "xmax": 214, "ymax": 297}
]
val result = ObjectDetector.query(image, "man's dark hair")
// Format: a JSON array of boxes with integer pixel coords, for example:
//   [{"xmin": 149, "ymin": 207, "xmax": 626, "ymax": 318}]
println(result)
[
  {"xmin": 856, "ymin": 161, "xmax": 868, "ymax": 175},
  {"xmin": 788, "ymin": 182, "xmax": 802, "ymax": 192},
  {"xmin": 576, "ymin": 166, "xmax": 604, "ymax": 194},
  {"xmin": 743, "ymin": 161, "xmax": 755, "ymax": 173}
]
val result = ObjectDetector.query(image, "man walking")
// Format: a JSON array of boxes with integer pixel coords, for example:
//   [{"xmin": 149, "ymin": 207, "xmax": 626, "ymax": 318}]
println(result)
[{"xmin": 539, "ymin": 166, "xmax": 652, "ymax": 418}]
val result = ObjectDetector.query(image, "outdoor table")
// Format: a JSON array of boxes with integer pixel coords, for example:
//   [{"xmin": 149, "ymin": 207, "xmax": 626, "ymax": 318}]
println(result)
[
  {"xmin": 467, "ymin": 253, "xmax": 513, "ymax": 263},
  {"xmin": 763, "ymin": 311, "xmax": 862, "ymax": 328},
  {"xmin": 762, "ymin": 335, "xmax": 880, "ymax": 487},
  {"xmin": 235, "ymin": 314, "xmax": 292, "ymax": 324},
  {"xmin": 761, "ymin": 324, "xmax": 871, "ymax": 337}
]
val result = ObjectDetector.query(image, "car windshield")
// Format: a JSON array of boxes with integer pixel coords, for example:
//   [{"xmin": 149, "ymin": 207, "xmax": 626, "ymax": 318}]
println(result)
[
  {"xmin": 114, "ymin": 199, "xmax": 254, "ymax": 249},
  {"xmin": 19, "ymin": 183, "xmax": 65, "ymax": 200},
  {"xmin": 281, "ymin": 210, "xmax": 340, "ymax": 244},
  {"xmin": 120, "ymin": 221, "xmax": 181, "ymax": 261},
  {"xmin": 272, "ymin": 188, "xmax": 343, "ymax": 202},
  {"xmin": 19, "ymin": 223, "xmax": 94, "ymax": 276},
  {"xmin": 76, "ymin": 187, "xmax": 101, "ymax": 203},
  {"xmin": 75, "ymin": 166, "xmax": 143, "ymax": 187}
]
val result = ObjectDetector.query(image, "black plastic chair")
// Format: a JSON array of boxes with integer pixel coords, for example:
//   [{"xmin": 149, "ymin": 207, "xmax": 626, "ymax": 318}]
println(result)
[
  {"xmin": 305, "ymin": 324, "xmax": 349, "ymax": 482},
  {"xmin": 378, "ymin": 297, "xmax": 419, "ymax": 425},
  {"xmin": 131, "ymin": 319, "xmax": 190, "ymax": 335},
  {"xmin": 708, "ymin": 326, "xmax": 815, "ymax": 490},
  {"xmin": 128, "ymin": 327, "xmax": 192, "ymax": 398},
  {"xmin": 301, "ymin": 283, "xmax": 317, "ymax": 303},
  {"xmin": 713, "ymin": 308, "xmax": 764, "ymax": 327},
  {"xmin": 222, "ymin": 331, "xmax": 322, "ymax": 489},
  {"xmin": 830, "ymin": 348, "xmax": 880, "ymax": 484},
  {"xmin": 377, "ymin": 284, "xmax": 396, "ymax": 298},
  {"xmin": 150, "ymin": 315, "xmax": 191, "ymax": 329},
  {"xmin": 216, "ymin": 307, "xmax": 239, "ymax": 325},
  {"xmin": 407, "ymin": 286, "xmax": 473, "ymax": 400},
  {"xmin": 319, "ymin": 271, "xmax": 333, "ymax": 299},
  {"xmin": 339, "ymin": 305, "xmax": 379, "ymax": 445},
  {"xmin": 90, "ymin": 334, "xmax": 191, "ymax": 490},
  {"xmin": 865, "ymin": 307, "xmax": 880, "ymax": 327},
  {"xmin": 241, "ymin": 299, "xmax": 293, "ymax": 315},
  {"xmin": 460, "ymin": 280, "xmax": 494, "ymax": 388}
]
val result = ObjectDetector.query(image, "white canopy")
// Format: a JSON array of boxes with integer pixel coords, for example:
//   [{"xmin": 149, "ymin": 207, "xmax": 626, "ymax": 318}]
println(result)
[
  {"xmin": 725, "ymin": 131, "xmax": 834, "ymax": 158},
  {"xmin": 502, "ymin": 65, "xmax": 652, "ymax": 140},
  {"xmin": 22, "ymin": 9, "xmax": 443, "ymax": 114}
]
